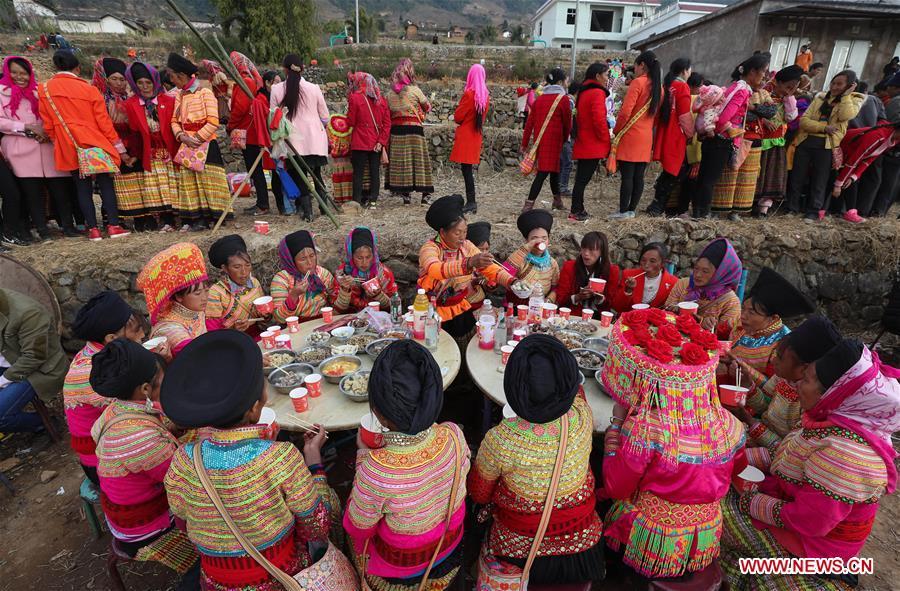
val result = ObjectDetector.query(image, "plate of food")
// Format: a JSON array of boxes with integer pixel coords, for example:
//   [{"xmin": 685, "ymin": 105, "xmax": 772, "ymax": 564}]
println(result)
[
  {"xmin": 570, "ymin": 348, "xmax": 606, "ymax": 377},
  {"xmin": 297, "ymin": 346, "xmax": 330, "ymax": 366},
  {"xmin": 339, "ymin": 370, "xmax": 370, "ymax": 402},
  {"xmin": 307, "ymin": 331, "xmax": 331, "ymax": 346},
  {"xmin": 568, "ymin": 320, "xmax": 598, "ymax": 336},
  {"xmin": 379, "ymin": 327, "xmax": 411, "ymax": 340},
  {"xmin": 262, "ymin": 349, "xmax": 298, "ymax": 375},
  {"xmin": 331, "ymin": 343, "xmax": 359, "ymax": 357},
  {"xmin": 554, "ymin": 330, "xmax": 585, "ymax": 350},
  {"xmin": 267, "ymin": 363, "xmax": 315, "ymax": 394},
  {"xmin": 318, "ymin": 355, "xmax": 363, "ymax": 384},
  {"xmin": 348, "ymin": 317, "xmax": 370, "ymax": 333},
  {"xmin": 348, "ymin": 332, "xmax": 378, "ymax": 351},
  {"xmin": 365, "ymin": 338, "xmax": 397, "ymax": 357}
]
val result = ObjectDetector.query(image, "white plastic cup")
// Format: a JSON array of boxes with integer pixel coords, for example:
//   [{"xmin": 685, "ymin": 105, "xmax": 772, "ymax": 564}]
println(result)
[{"xmin": 632, "ymin": 303, "xmax": 650, "ymax": 311}]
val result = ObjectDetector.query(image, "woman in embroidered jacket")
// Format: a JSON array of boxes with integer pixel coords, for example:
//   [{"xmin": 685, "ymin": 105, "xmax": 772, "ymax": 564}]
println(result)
[
  {"xmin": 502, "ymin": 209, "xmax": 559, "ymax": 308},
  {"xmin": 90, "ymin": 339, "xmax": 199, "ymax": 582},
  {"xmin": 64, "ymin": 291, "xmax": 149, "ymax": 485},
  {"xmin": 163, "ymin": 331, "xmax": 333, "ymax": 591},
  {"xmin": 385, "ymin": 58, "xmax": 434, "ymax": 204},
  {"xmin": 345, "ymin": 340, "xmax": 470, "ymax": 590},
  {"xmin": 271, "ymin": 230, "xmax": 338, "ymax": 323},
  {"xmin": 335, "ymin": 227, "xmax": 398, "ymax": 314},
  {"xmin": 137, "ymin": 242, "xmax": 209, "ymax": 356},
  {"xmin": 469, "ymin": 335, "xmax": 605, "ymax": 585},
  {"xmin": 720, "ymin": 339, "xmax": 900, "ymax": 590},
  {"xmin": 665, "ymin": 237, "xmax": 743, "ymax": 340},
  {"xmin": 753, "ymin": 66, "xmax": 802, "ymax": 216},
  {"xmin": 205, "ymin": 234, "xmax": 265, "ymax": 336}
]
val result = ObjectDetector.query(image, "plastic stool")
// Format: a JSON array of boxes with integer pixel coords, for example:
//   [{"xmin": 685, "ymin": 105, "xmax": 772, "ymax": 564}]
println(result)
[
  {"xmin": 80, "ymin": 477, "xmax": 103, "ymax": 539},
  {"xmin": 107, "ymin": 538, "xmax": 134, "ymax": 591}
]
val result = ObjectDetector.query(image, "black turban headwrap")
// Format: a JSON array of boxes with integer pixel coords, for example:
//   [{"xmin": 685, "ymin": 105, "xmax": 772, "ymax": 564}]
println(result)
[
  {"xmin": 504, "ymin": 334, "xmax": 579, "ymax": 423},
  {"xmin": 350, "ymin": 228, "xmax": 374, "ymax": 254},
  {"xmin": 368, "ymin": 340, "xmax": 443, "ymax": 435},
  {"xmin": 161, "ymin": 331, "xmax": 264, "ymax": 429},
  {"xmin": 130, "ymin": 61, "xmax": 152, "ymax": 82},
  {"xmin": 748, "ymin": 267, "xmax": 815, "ymax": 318},
  {"xmin": 701, "ymin": 238, "xmax": 727, "ymax": 268},
  {"xmin": 785, "ymin": 315, "xmax": 841, "ymax": 363},
  {"xmin": 816, "ymin": 339, "xmax": 864, "ymax": 391},
  {"xmin": 466, "ymin": 221, "xmax": 491, "ymax": 246},
  {"xmin": 102, "ymin": 57, "xmax": 127, "ymax": 77},
  {"xmin": 167, "ymin": 52, "xmax": 198, "ymax": 76},
  {"xmin": 208, "ymin": 234, "xmax": 248, "ymax": 269},
  {"xmin": 90, "ymin": 338, "xmax": 158, "ymax": 401},
  {"xmin": 425, "ymin": 194, "xmax": 464, "ymax": 232},
  {"xmin": 72, "ymin": 291, "xmax": 133, "ymax": 343},
  {"xmin": 516, "ymin": 208, "xmax": 553, "ymax": 239},
  {"xmin": 285, "ymin": 230, "xmax": 315, "ymax": 259}
]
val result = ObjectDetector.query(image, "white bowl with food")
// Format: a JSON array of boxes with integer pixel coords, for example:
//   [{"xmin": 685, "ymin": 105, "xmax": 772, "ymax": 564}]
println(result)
[{"xmin": 331, "ymin": 326, "xmax": 355, "ymax": 342}]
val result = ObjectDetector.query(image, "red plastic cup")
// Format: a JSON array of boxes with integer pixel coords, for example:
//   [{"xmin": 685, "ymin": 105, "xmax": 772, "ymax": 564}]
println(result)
[
  {"xmin": 254, "ymin": 220, "xmax": 270, "ymax": 235},
  {"xmin": 581, "ymin": 308, "xmax": 594, "ymax": 322},
  {"xmin": 321, "ymin": 307, "xmax": 333, "ymax": 323},
  {"xmin": 286, "ymin": 316, "xmax": 300, "ymax": 333},
  {"xmin": 274, "ymin": 334, "xmax": 291, "ymax": 350},
  {"xmin": 289, "ymin": 388, "xmax": 308, "ymax": 412},
  {"xmin": 512, "ymin": 329, "xmax": 526, "ymax": 342},
  {"xmin": 719, "ymin": 384, "xmax": 749, "ymax": 407},
  {"xmin": 360, "ymin": 412, "xmax": 385, "ymax": 448},
  {"xmin": 517, "ymin": 304, "xmax": 528, "ymax": 321},
  {"xmin": 267, "ymin": 325, "xmax": 282, "ymax": 338},
  {"xmin": 559, "ymin": 307, "xmax": 571, "ymax": 320},
  {"xmin": 501, "ymin": 345, "xmax": 514, "ymax": 366},
  {"xmin": 367, "ymin": 301, "xmax": 380, "ymax": 312},
  {"xmin": 541, "ymin": 303, "xmax": 557, "ymax": 319},
  {"xmin": 304, "ymin": 373, "xmax": 323, "ymax": 398},
  {"xmin": 733, "ymin": 465, "xmax": 764, "ymax": 493},
  {"xmin": 363, "ymin": 279, "xmax": 380, "ymax": 295},
  {"xmin": 678, "ymin": 301, "xmax": 699, "ymax": 317},
  {"xmin": 404, "ymin": 313, "xmax": 414, "ymax": 330},
  {"xmin": 254, "ymin": 296, "xmax": 274, "ymax": 315},
  {"xmin": 601, "ymin": 311, "xmax": 614, "ymax": 327},
  {"xmin": 718, "ymin": 340, "xmax": 733, "ymax": 355},
  {"xmin": 589, "ymin": 277, "xmax": 607, "ymax": 293},
  {"xmin": 258, "ymin": 407, "xmax": 280, "ymax": 439},
  {"xmin": 260, "ymin": 331, "xmax": 275, "ymax": 350},
  {"xmin": 631, "ymin": 303, "xmax": 650, "ymax": 310}
]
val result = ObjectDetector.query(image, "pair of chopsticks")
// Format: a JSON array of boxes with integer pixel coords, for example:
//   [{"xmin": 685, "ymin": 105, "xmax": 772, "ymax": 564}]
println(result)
[
  {"xmin": 282, "ymin": 415, "xmax": 328, "ymax": 439},
  {"xmin": 632, "ymin": 271, "xmax": 647, "ymax": 280}
]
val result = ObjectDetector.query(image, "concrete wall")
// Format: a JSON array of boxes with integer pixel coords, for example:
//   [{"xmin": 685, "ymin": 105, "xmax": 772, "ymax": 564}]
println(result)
[
  {"xmin": 627, "ymin": 7, "xmax": 714, "ymax": 49},
  {"xmin": 533, "ymin": 0, "xmax": 654, "ymax": 50}
]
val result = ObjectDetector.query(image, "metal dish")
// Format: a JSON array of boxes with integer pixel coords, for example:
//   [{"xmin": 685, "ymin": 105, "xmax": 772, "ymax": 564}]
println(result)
[
  {"xmin": 296, "ymin": 346, "xmax": 331, "ymax": 366},
  {"xmin": 348, "ymin": 332, "xmax": 379, "ymax": 351},
  {"xmin": 568, "ymin": 320, "xmax": 598, "ymax": 336},
  {"xmin": 267, "ymin": 363, "xmax": 315, "ymax": 394},
  {"xmin": 339, "ymin": 370, "xmax": 371, "ymax": 402},
  {"xmin": 317, "ymin": 355, "xmax": 363, "ymax": 384},
  {"xmin": 262, "ymin": 349, "xmax": 298, "ymax": 376},
  {"xmin": 554, "ymin": 330, "xmax": 585, "ymax": 350},
  {"xmin": 594, "ymin": 369, "xmax": 611, "ymax": 396},
  {"xmin": 331, "ymin": 326, "xmax": 355, "ymax": 342},
  {"xmin": 306, "ymin": 331, "xmax": 331, "ymax": 346},
  {"xmin": 569, "ymin": 348, "xmax": 606, "ymax": 377},
  {"xmin": 366, "ymin": 337, "xmax": 398, "ymax": 357},
  {"xmin": 379, "ymin": 327, "xmax": 411, "ymax": 340},
  {"xmin": 583, "ymin": 337, "xmax": 609, "ymax": 354}
]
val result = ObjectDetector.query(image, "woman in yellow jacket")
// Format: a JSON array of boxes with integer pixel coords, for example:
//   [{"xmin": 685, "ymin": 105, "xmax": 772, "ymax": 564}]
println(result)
[{"xmin": 786, "ymin": 69, "xmax": 864, "ymax": 221}]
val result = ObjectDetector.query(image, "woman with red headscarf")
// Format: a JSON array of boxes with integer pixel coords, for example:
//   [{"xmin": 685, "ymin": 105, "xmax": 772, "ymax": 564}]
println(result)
[
  {"xmin": 347, "ymin": 72, "xmax": 390, "ymax": 208},
  {"xmin": 450, "ymin": 64, "xmax": 490, "ymax": 214}
]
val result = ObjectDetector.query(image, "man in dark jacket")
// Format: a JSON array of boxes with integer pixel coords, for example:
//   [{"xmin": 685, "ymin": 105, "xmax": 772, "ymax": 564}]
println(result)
[{"xmin": 0, "ymin": 288, "xmax": 67, "ymax": 433}]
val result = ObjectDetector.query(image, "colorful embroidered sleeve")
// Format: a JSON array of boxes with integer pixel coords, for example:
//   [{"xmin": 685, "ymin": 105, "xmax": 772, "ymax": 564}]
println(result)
[
  {"xmin": 195, "ymin": 88, "xmax": 220, "ymax": 142},
  {"xmin": 343, "ymin": 449, "xmax": 386, "ymax": 543},
  {"xmin": 742, "ymin": 492, "xmax": 786, "ymax": 528},
  {"xmin": 420, "ymin": 240, "xmax": 467, "ymax": 282},
  {"xmin": 467, "ymin": 428, "xmax": 504, "ymax": 505},
  {"xmin": 279, "ymin": 444, "xmax": 330, "ymax": 542},
  {"xmin": 743, "ymin": 445, "xmax": 772, "ymax": 471},
  {"xmin": 205, "ymin": 282, "xmax": 229, "ymax": 320},
  {"xmin": 804, "ymin": 435, "xmax": 887, "ymax": 503},
  {"xmin": 466, "ymin": 241, "xmax": 513, "ymax": 287},
  {"xmin": 171, "ymin": 91, "xmax": 184, "ymax": 138},
  {"xmin": 664, "ymin": 277, "xmax": 688, "ymax": 309},
  {"xmin": 163, "ymin": 447, "xmax": 191, "ymax": 521},
  {"xmin": 270, "ymin": 270, "xmax": 294, "ymax": 323}
]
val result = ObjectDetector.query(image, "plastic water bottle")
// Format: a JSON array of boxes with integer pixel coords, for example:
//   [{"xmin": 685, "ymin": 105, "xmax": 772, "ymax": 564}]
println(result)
[
  {"xmin": 412, "ymin": 289, "xmax": 429, "ymax": 339},
  {"xmin": 425, "ymin": 298, "xmax": 440, "ymax": 351},
  {"xmin": 390, "ymin": 291, "xmax": 402, "ymax": 325},
  {"xmin": 493, "ymin": 309, "xmax": 507, "ymax": 354},
  {"xmin": 527, "ymin": 282, "xmax": 544, "ymax": 325}
]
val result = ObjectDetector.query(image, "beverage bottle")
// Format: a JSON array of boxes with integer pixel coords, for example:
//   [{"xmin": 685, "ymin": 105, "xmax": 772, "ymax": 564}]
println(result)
[
  {"xmin": 390, "ymin": 291, "xmax": 402, "ymax": 325},
  {"xmin": 425, "ymin": 298, "xmax": 440, "ymax": 351},
  {"xmin": 527, "ymin": 282, "xmax": 544, "ymax": 325},
  {"xmin": 412, "ymin": 289, "xmax": 429, "ymax": 339},
  {"xmin": 493, "ymin": 307, "xmax": 507, "ymax": 354}
]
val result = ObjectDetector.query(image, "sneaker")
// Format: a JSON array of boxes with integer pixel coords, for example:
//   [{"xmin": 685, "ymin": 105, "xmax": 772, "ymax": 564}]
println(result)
[
  {"xmin": 243, "ymin": 205, "xmax": 269, "ymax": 216},
  {"xmin": 62, "ymin": 228, "xmax": 81, "ymax": 238},
  {"xmin": 842, "ymin": 209, "xmax": 865, "ymax": 223},
  {"xmin": 728, "ymin": 212, "xmax": 742, "ymax": 222},
  {"xmin": 158, "ymin": 224, "xmax": 175, "ymax": 233},
  {"xmin": 803, "ymin": 213, "xmax": 818, "ymax": 223},
  {"xmin": 179, "ymin": 224, "xmax": 191, "ymax": 232},
  {"xmin": 568, "ymin": 211, "xmax": 590, "ymax": 222},
  {"xmin": 87, "ymin": 228, "xmax": 102, "ymax": 241},
  {"xmin": 1, "ymin": 233, "xmax": 28, "ymax": 247},
  {"xmin": 107, "ymin": 225, "xmax": 131, "ymax": 239}
]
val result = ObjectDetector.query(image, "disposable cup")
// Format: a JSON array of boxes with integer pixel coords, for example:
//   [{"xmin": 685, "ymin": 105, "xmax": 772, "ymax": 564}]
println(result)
[
  {"xmin": 678, "ymin": 301, "xmax": 699, "ymax": 317},
  {"xmin": 304, "ymin": 373, "xmax": 323, "ymax": 398},
  {"xmin": 289, "ymin": 388, "xmax": 308, "ymax": 412},
  {"xmin": 260, "ymin": 331, "xmax": 275, "ymax": 350},
  {"xmin": 321, "ymin": 307, "xmax": 333, "ymax": 323},
  {"xmin": 733, "ymin": 465, "xmax": 765, "ymax": 493},
  {"xmin": 360, "ymin": 412, "xmax": 386, "ymax": 448},
  {"xmin": 601, "ymin": 311, "xmax": 614, "ymax": 327},
  {"xmin": 589, "ymin": 278, "xmax": 607, "ymax": 294},
  {"xmin": 286, "ymin": 317, "xmax": 300, "ymax": 333},
  {"xmin": 719, "ymin": 384, "xmax": 749, "ymax": 407},
  {"xmin": 632, "ymin": 303, "xmax": 650, "ymax": 310},
  {"xmin": 142, "ymin": 336, "xmax": 166, "ymax": 352},
  {"xmin": 559, "ymin": 307, "xmax": 571, "ymax": 320},
  {"xmin": 254, "ymin": 296, "xmax": 274, "ymax": 315},
  {"xmin": 581, "ymin": 309, "xmax": 594, "ymax": 322}
]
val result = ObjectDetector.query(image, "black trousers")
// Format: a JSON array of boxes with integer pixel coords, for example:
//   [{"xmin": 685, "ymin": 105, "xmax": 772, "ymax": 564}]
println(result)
[
  {"xmin": 694, "ymin": 137, "xmax": 733, "ymax": 216},
  {"xmin": 243, "ymin": 145, "xmax": 270, "ymax": 210},
  {"xmin": 18, "ymin": 177, "xmax": 75, "ymax": 233},
  {"xmin": 872, "ymin": 151, "xmax": 900, "ymax": 216},
  {"xmin": 73, "ymin": 172, "xmax": 119, "ymax": 228},
  {"xmin": 527, "ymin": 171, "xmax": 560, "ymax": 201},
  {"xmin": 787, "ymin": 136, "xmax": 832, "ymax": 215},
  {"xmin": 351, "ymin": 150, "xmax": 381, "ymax": 203},
  {"xmin": 617, "ymin": 160, "xmax": 648, "ymax": 212},
  {"xmin": 461, "ymin": 164, "xmax": 476, "ymax": 201},
  {"xmin": 297, "ymin": 164, "xmax": 326, "ymax": 213},
  {"xmin": 853, "ymin": 156, "xmax": 883, "ymax": 217},
  {"xmin": 651, "ymin": 169, "xmax": 681, "ymax": 211},
  {"xmin": 0, "ymin": 156, "xmax": 22, "ymax": 236},
  {"xmin": 571, "ymin": 158, "xmax": 600, "ymax": 214}
]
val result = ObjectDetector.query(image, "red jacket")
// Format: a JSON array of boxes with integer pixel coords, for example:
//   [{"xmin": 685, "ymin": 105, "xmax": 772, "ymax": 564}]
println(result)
[
  {"xmin": 652, "ymin": 79, "xmax": 693, "ymax": 176},
  {"xmin": 572, "ymin": 82, "xmax": 610, "ymax": 160},
  {"xmin": 123, "ymin": 93, "xmax": 177, "ymax": 172},
  {"xmin": 835, "ymin": 122, "xmax": 898, "ymax": 189},
  {"xmin": 608, "ymin": 268, "xmax": 678, "ymax": 313},
  {"xmin": 450, "ymin": 90, "xmax": 489, "ymax": 165},
  {"xmin": 522, "ymin": 91, "xmax": 572, "ymax": 173},
  {"xmin": 347, "ymin": 93, "xmax": 391, "ymax": 151},
  {"xmin": 556, "ymin": 259, "xmax": 621, "ymax": 316}
]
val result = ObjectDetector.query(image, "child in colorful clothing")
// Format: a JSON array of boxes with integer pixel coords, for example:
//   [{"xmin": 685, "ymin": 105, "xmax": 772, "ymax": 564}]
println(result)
[
  {"xmin": 205, "ymin": 234, "xmax": 265, "ymax": 336},
  {"xmin": 163, "ymin": 331, "xmax": 333, "ymax": 591},
  {"xmin": 270, "ymin": 230, "xmax": 338, "ymax": 324},
  {"xmin": 90, "ymin": 339, "xmax": 199, "ymax": 585},
  {"xmin": 335, "ymin": 227, "xmax": 398, "ymax": 314},
  {"xmin": 65, "ymin": 291, "xmax": 149, "ymax": 485}
]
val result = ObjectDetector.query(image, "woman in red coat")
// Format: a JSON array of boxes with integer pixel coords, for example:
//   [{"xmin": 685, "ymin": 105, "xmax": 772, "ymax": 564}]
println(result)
[
  {"xmin": 647, "ymin": 58, "xmax": 694, "ymax": 216},
  {"xmin": 521, "ymin": 68, "xmax": 572, "ymax": 213},
  {"xmin": 347, "ymin": 72, "xmax": 391, "ymax": 207},
  {"xmin": 609, "ymin": 242, "xmax": 678, "ymax": 313},
  {"xmin": 556, "ymin": 231, "xmax": 620, "ymax": 318},
  {"xmin": 450, "ymin": 63, "xmax": 490, "ymax": 214},
  {"xmin": 570, "ymin": 63, "xmax": 611, "ymax": 221},
  {"xmin": 123, "ymin": 62, "xmax": 178, "ymax": 231}
]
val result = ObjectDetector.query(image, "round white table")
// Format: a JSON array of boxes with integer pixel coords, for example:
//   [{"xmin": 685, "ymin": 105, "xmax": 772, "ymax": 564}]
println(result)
[
  {"xmin": 263, "ymin": 315, "xmax": 462, "ymax": 432},
  {"xmin": 466, "ymin": 322, "xmax": 615, "ymax": 433}
]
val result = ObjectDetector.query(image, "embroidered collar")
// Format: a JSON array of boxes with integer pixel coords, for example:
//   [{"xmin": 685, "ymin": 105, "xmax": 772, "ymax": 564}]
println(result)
[
  {"xmin": 383, "ymin": 426, "xmax": 434, "ymax": 448},
  {"xmin": 206, "ymin": 424, "xmax": 268, "ymax": 446},
  {"xmin": 525, "ymin": 249, "xmax": 552, "ymax": 270},
  {"xmin": 735, "ymin": 319, "xmax": 788, "ymax": 349},
  {"xmin": 227, "ymin": 276, "xmax": 255, "ymax": 294},
  {"xmin": 111, "ymin": 398, "xmax": 162, "ymax": 417},
  {"xmin": 165, "ymin": 301, "xmax": 202, "ymax": 323}
]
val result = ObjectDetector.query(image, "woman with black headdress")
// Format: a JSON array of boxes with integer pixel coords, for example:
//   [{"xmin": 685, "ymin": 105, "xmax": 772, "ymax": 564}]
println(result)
[
  {"xmin": 270, "ymin": 229, "xmax": 337, "ymax": 323},
  {"xmin": 205, "ymin": 234, "xmax": 265, "ymax": 335},
  {"xmin": 344, "ymin": 339, "xmax": 470, "ymax": 590},
  {"xmin": 469, "ymin": 334, "xmax": 605, "ymax": 586},
  {"xmin": 334, "ymin": 226, "xmax": 398, "ymax": 313},
  {"xmin": 502, "ymin": 208, "xmax": 559, "ymax": 308}
]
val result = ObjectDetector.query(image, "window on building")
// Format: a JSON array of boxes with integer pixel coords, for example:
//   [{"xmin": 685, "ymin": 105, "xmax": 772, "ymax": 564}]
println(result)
[
  {"xmin": 590, "ymin": 9, "xmax": 614, "ymax": 32},
  {"xmin": 632, "ymin": 12, "xmax": 642, "ymax": 18},
  {"xmin": 561, "ymin": 43, "xmax": 572, "ymax": 49},
  {"xmin": 566, "ymin": 8, "xmax": 576, "ymax": 25},
  {"xmin": 592, "ymin": 44, "xmax": 606, "ymax": 49},
  {"xmin": 539, "ymin": 21, "xmax": 543, "ymax": 36}
]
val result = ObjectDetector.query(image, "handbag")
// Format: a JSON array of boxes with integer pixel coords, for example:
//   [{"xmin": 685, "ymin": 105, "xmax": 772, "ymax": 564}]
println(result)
[
  {"xmin": 193, "ymin": 446, "xmax": 360, "ymax": 591},
  {"xmin": 476, "ymin": 414, "xmax": 570, "ymax": 590},
  {"xmin": 41, "ymin": 83, "xmax": 119, "ymax": 178},
  {"xmin": 607, "ymin": 100, "xmax": 650, "ymax": 175},
  {"xmin": 174, "ymin": 141, "xmax": 210, "ymax": 172},
  {"xmin": 364, "ymin": 97, "xmax": 390, "ymax": 166},
  {"xmin": 360, "ymin": 426, "xmax": 465, "ymax": 591},
  {"xmin": 520, "ymin": 94, "xmax": 565, "ymax": 176}
]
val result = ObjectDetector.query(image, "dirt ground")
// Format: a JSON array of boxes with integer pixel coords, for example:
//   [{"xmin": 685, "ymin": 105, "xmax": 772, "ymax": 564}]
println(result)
[{"xmin": 2, "ymin": 168, "xmax": 899, "ymax": 591}]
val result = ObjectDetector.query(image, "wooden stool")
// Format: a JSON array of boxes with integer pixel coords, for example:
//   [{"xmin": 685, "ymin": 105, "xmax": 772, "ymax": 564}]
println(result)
[
  {"xmin": 648, "ymin": 561, "xmax": 724, "ymax": 591},
  {"xmin": 30, "ymin": 397, "xmax": 60, "ymax": 442},
  {"xmin": 107, "ymin": 538, "xmax": 134, "ymax": 591},
  {"xmin": 80, "ymin": 477, "xmax": 103, "ymax": 539}
]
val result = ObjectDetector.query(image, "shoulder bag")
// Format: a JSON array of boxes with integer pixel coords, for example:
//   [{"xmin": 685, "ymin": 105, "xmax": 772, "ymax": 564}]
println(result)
[
  {"xmin": 606, "ymin": 99, "xmax": 650, "ymax": 175},
  {"xmin": 193, "ymin": 445, "xmax": 360, "ymax": 591},
  {"xmin": 41, "ymin": 82, "xmax": 119, "ymax": 178},
  {"xmin": 360, "ymin": 425, "xmax": 465, "ymax": 591},
  {"xmin": 520, "ymin": 94, "xmax": 565, "ymax": 176},
  {"xmin": 476, "ymin": 413, "xmax": 570, "ymax": 590},
  {"xmin": 364, "ymin": 97, "xmax": 390, "ymax": 166}
]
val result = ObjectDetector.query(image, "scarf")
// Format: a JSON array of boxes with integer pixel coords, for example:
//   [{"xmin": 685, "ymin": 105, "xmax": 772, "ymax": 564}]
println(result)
[
  {"xmin": 181, "ymin": 76, "xmax": 200, "ymax": 93},
  {"xmin": 391, "ymin": 58, "xmax": 415, "ymax": 94},
  {"xmin": 278, "ymin": 235, "xmax": 326, "ymax": 296},
  {"xmin": 525, "ymin": 248, "xmax": 552, "ymax": 271},
  {"xmin": 125, "ymin": 62, "xmax": 162, "ymax": 120},
  {"xmin": 687, "ymin": 237, "xmax": 742, "ymax": 302},
  {"xmin": 92, "ymin": 57, "xmax": 128, "ymax": 118},
  {"xmin": 341, "ymin": 227, "xmax": 383, "ymax": 280},
  {"xmin": 354, "ymin": 72, "xmax": 381, "ymax": 101},
  {"xmin": 541, "ymin": 84, "xmax": 565, "ymax": 96},
  {"xmin": 0, "ymin": 56, "xmax": 39, "ymax": 119},
  {"xmin": 230, "ymin": 51, "xmax": 263, "ymax": 89},
  {"xmin": 807, "ymin": 346, "xmax": 900, "ymax": 493},
  {"xmin": 465, "ymin": 63, "xmax": 489, "ymax": 114}
]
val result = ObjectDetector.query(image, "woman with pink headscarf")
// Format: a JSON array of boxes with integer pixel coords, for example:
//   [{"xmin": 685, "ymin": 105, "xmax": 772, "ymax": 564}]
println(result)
[
  {"xmin": 721, "ymin": 339, "xmax": 900, "ymax": 590},
  {"xmin": 450, "ymin": 63, "xmax": 490, "ymax": 214},
  {"xmin": 0, "ymin": 55, "xmax": 76, "ymax": 241},
  {"xmin": 385, "ymin": 58, "xmax": 434, "ymax": 205}
]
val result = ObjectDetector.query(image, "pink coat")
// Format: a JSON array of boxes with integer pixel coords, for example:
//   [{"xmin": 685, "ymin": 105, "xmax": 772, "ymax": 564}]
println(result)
[
  {"xmin": 269, "ymin": 78, "xmax": 330, "ymax": 157},
  {"xmin": 0, "ymin": 85, "xmax": 66, "ymax": 178}
]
